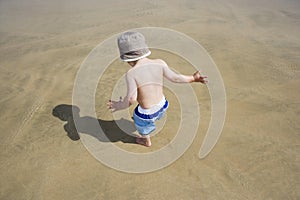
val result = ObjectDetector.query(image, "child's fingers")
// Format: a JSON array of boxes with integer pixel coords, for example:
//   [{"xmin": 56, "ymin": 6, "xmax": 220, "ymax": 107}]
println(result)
[
  {"xmin": 203, "ymin": 80, "xmax": 209, "ymax": 84},
  {"xmin": 107, "ymin": 100, "xmax": 113, "ymax": 109}
]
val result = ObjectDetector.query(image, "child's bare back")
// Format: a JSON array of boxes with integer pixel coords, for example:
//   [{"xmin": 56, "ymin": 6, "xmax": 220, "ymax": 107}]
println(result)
[{"xmin": 126, "ymin": 58, "xmax": 165, "ymax": 109}]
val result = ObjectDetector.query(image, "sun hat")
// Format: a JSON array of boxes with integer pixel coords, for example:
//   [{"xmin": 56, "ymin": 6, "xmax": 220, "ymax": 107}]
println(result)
[{"xmin": 117, "ymin": 31, "xmax": 151, "ymax": 62}]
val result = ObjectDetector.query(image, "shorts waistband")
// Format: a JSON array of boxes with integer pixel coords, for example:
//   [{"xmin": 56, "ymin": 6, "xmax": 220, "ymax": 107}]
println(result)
[
  {"xmin": 138, "ymin": 97, "xmax": 166, "ymax": 115},
  {"xmin": 135, "ymin": 98, "xmax": 168, "ymax": 120}
]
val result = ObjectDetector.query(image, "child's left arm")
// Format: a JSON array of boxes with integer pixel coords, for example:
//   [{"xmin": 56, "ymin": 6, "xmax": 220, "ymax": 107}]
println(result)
[{"xmin": 107, "ymin": 73, "xmax": 137, "ymax": 112}]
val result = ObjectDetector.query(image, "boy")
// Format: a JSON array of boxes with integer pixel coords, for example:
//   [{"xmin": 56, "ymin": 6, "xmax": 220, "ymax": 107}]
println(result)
[{"xmin": 107, "ymin": 31, "xmax": 208, "ymax": 147}]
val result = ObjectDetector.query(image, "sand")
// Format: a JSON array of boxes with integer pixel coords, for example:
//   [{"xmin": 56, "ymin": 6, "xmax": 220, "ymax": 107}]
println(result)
[{"xmin": 0, "ymin": 0, "xmax": 299, "ymax": 199}]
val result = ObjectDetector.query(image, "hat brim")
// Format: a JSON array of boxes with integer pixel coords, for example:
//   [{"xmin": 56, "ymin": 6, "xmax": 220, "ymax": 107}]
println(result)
[{"xmin": 120, "ymin": 51, "xmax": 151, "ymax": 62}]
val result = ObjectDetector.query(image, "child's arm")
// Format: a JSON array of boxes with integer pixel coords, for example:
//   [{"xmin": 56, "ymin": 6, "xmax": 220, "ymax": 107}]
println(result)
[
  {"xmin": 161, "ymin": 60, "xmax": 208, "ymax": 84},
  {"xmin": 107, "ymin": 73, "xmax": 137, "ymax": 112}
]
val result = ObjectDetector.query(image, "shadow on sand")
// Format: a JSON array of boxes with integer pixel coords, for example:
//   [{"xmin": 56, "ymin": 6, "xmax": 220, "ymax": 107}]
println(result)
[{"xmin": 52, "ymin": 104, "xmax": 137, "ymax": 144}]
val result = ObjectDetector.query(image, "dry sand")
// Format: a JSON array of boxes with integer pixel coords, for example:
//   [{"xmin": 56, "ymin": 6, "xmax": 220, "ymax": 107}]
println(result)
[{"xmin": 0, "ymin": 0, "xmax": 299, "ymax": 199}]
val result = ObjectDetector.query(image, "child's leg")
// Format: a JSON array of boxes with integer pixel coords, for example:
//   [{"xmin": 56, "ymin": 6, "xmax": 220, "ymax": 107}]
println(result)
[
  {"xmin": 133, "ymin": 110, "xmax": 156, "ymax": 147},
  {"xmin": 136, "ymin": 135, "xmax": 152, "ymax": 147}
]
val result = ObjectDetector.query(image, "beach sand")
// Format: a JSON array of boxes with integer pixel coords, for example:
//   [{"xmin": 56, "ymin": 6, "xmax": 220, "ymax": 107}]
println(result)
[{"xmin": 0, "ymin": 0, "xmax": 299, "ymax": 199}]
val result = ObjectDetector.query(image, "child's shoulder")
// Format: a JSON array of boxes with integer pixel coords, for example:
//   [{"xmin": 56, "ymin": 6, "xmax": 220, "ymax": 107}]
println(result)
[{"xmin": 146, "ymin": 58, "xmax": 167, "ymax": 66}]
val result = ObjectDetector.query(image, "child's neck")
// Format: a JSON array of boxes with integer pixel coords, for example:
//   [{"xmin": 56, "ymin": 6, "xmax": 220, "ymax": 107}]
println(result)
[
  {"xmin": 128, "ymin": 57, "xmax": 148, "ymax": 67},
  {"xmin": 128, "ymin": 61, "xmax": 137, "ymax": 67}
]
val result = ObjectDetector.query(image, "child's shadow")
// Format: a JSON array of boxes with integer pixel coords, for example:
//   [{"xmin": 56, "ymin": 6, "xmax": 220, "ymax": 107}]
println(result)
[{"xmin": 52, "ymin": 104, "xmax": 137, "ymax": 144}]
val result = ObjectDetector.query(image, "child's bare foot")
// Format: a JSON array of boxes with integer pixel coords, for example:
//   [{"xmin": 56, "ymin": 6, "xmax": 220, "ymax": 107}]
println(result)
[{"xmin": 136, "ymin": 136, "xmax": 152, "ymax": 147}]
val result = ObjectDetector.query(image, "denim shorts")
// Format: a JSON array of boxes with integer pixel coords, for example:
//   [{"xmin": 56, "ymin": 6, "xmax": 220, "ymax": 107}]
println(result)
[{"xmin": 133, "ymin": 98, "xmax": 168, "ymax": 136}]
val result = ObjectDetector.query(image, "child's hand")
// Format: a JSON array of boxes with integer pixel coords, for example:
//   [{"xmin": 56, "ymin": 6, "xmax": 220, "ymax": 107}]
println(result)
[{"xmin": 193, "ymin": 71, "xmax": 208, "ymax": 84}]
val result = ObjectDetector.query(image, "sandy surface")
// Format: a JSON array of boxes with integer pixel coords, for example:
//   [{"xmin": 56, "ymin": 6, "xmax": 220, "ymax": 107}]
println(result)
[{"xmin": 0, "ymin": 0, "xmax": 299, "ymax": 199}]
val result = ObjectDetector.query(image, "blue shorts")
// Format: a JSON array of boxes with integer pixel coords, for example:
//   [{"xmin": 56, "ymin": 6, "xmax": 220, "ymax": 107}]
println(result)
[{"xmin": 133, "ymin": 98, "xmax": 168, "ymax": 136}]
